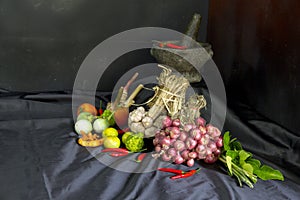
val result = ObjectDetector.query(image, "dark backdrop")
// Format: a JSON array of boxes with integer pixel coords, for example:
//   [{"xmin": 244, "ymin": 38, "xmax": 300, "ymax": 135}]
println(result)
[
  {"xmin": 0, "ymin": 0, "xmax": 209, "ymax": 91},
  {"xmin": 0, "ymin": 1, "xmax": 299, "ymax": 135},
  {"xmin": 207, "ymin": 0, "xmax": 300, "ymax": 135}
]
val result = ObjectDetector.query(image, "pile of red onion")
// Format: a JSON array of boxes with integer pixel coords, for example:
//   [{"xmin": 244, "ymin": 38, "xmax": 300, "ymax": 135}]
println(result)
[{"xmin": 152, "ymin": 116, "xmax": 223, "ymax": 167}]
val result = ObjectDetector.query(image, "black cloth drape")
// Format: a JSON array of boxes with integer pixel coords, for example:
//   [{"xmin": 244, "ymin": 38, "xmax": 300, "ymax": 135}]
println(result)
[{"xmin": 0, "ymin": 90, "xmax": 299, "ymax": 200}]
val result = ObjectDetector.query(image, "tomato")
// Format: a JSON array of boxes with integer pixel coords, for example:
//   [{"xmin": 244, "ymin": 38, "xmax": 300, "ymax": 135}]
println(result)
[{"xmin": 77, "ymin": 103, "xmax": 98, "ymax": 116}]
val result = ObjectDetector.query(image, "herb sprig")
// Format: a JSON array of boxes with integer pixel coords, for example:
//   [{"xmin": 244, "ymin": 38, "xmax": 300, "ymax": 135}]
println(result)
[{"xmin": 218, "ymin": 132, "xmax": 284, "ymax": 188}]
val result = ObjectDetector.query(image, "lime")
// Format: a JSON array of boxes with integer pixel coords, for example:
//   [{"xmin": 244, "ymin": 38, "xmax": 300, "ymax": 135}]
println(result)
[
  {"xmin": 103, "ymin": 137, "xmax": 121, "ymax": 148},
  {"xmin": 102, "ymin": 127, "xmax": 118, "ymax": 138},
  {"xmin": 122, "ymin": 131, "xmax": 133, "ymax": 144}
]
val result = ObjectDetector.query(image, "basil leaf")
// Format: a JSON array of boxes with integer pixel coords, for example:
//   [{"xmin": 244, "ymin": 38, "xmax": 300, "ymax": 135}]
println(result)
[
  {"xmin": 247, "ymin": 158, "xmax": 261, "ymax": 171},
  {"xmin": 226, "ymin": 156, "xmax": 233, "ymax": 175},
  {"xmin": 254, "ymin": 165, "xmax": 284, "ymax": 181},
  {"xmin": 223, "ymin": 131, "xmax": 231, "ymax": 151},
  {"xmin": 226, "ymin": 150, "xmax": 239, "ymax": 161},
  {"xmin": 231, "ymin": 140, "xmax": 243, "ymax": 151},
  {"xmin": 239, "ymin": 150, "xmax": 252, "ymax": 164},
  {"xmin": 242, "ymin": 163, "xmax": 254, "ymax": 175}
]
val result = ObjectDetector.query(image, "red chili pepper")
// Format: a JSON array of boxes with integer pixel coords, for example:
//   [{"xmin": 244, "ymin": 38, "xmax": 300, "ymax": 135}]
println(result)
[
  {"xmin": 110, "ymin": 152, "xmax": 128, "ymax": 157},
  {"xmin": 102, "ymin": 148, "xmax": 129, "ymax": 153},
  {"xmin": 117, "ymin": 127, "xmax": 130, "ymax": 134},
  {"xmin": 170, "ymin": 168, "xmax": 200, "ymax": 180},
  {"xmin": 135, "ymin": 153, "xmax": 147, "ymax": 163},
  {"xmin": 99, "ymin": 100, "xmax": 103, "ymax": 115},
  {"xmin": 166, "ymin": 43, "xmax": 187, "ymax": 50},
  {"xmin": 158, "ymin": 168, "xmax": 185, "ymax": 174}
]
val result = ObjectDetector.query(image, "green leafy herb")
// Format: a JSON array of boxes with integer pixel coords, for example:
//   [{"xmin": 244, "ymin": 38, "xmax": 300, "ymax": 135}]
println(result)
[
  {"xmin": 218, "ymin": 131, "xmax": 284, "ymax": 188},
  {"xmin": 254, "ymin": 165, "xmax": 284, "ymax": 181},
  {"xmin": 223, "ymin": 131, "xmax": 231, "ymax": 151}
]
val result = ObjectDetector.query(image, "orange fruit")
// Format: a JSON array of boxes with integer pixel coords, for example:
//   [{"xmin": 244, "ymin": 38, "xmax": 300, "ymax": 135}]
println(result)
[{"xmin": 77, "ymin": 103, "xmax": 98, "ymax": 116}]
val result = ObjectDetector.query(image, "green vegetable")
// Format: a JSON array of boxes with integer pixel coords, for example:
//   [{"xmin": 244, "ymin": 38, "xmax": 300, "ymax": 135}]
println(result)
[
  {"xmin": 77, "ymin": 112, "xmax": 97, "ymax": 122},
  {"xmin": 122, "ymin": 132, "xmax": 133, "ymax": 144},
  {"xmin": 124, "ymin": 132, "xmax": 144, "ymax": 152},
  {"xmin": 74, "ymin": 119, "xmax": 93, "ymax": 134},
  {"xmin": 101, "ymin": 109, "xmax": 115, "ymax": 126},
  {"xmin": 219, "ymin": 131, "xmax": 284, "ymax": 188},
  {"xmin": 93, "ymin": 118, "xmax": 110, "ymax": 133}
]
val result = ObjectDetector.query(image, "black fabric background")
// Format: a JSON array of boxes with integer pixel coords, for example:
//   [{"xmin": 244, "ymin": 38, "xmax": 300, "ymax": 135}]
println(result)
[{"xmin": 0, "ymin": 90, "xmax": 299, "ymax": 200}]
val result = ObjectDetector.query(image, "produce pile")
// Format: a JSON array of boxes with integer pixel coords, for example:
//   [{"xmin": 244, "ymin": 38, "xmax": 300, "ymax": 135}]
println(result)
[{"xmin": 73, "ymin": 65, "xmax": 284, "ymax": 187}]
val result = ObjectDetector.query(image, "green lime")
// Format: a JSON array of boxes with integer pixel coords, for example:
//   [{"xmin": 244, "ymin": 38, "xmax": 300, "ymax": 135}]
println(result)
[
  {"xmin": 103, "ymin": 137, "xmax": 121, "ymax": 148},
  {"xmin": 102, "ymin": 127, "xmax": 118, "ymax": 138}
]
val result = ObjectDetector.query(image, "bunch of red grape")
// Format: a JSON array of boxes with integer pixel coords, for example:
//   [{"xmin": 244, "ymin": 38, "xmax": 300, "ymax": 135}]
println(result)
[{"xmin": 152, "ymin": 116, "xmax": 223, "ymax": 167}]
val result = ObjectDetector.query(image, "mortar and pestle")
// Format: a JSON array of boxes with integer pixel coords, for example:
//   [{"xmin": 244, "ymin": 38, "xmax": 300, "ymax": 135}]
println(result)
[{"xmin": 150, "ymin": 13, "xmax": 213, "ymax": 83}]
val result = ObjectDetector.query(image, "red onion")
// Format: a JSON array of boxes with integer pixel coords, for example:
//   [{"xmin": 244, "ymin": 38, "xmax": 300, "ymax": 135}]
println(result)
[
  {"xmin": 187, "ymin": 158, "xmax": 195, "ymax": 167},
  {"xmin": 174, "ymin": 154, "xmax": 184, "ymax": 164},
  {"xmin": 172, "ymin": 118, "xmax": 181, "ymax": 127},
  {"xmin": 206, "ymin": 124, "xmax": 221, "ymax": 138},
  {"xmin": 199, "ymin": 134, "xmax": 210, "ymax": 145},
  {"xmin": 173, "ymin": 140, "xmax": 185, "ymax": 152},
  {"xmin": 197, "ymin": 152, "xmax": 207, "ymax": 159},
  {"xmin": 170, "ymin": 138, "xmax": 177, "ymax": 145},
  {"xmin": 208, "ymin": 142, "xmax": 218, "ymax": 152},
  {"xmin": 153, "ymin": 138, "xmax": 159, "ymax": 146},
  {"xmin": 199, "ymin": 126, "xmax": 207, "ymax": 135},
  {"xmin": 186, "ymin": 137, "xmax": 197, "ymax": 150},
  {"xmin": 167, "ymin": 148, "xmax": 177, "ymax": 158},
  {"xmin": 155, "ymin": 146, "xmax": 161, "ymax": 153},
  {"xmin": 162, "ymin": 153, "xmax": 172, "ymax": 162},
  {"xmin": 181, "ymin": 150, "xmax": 190, "ymax": 160},
  {"xmin": 195, "ymin": 117, "xmax": 206, "ymax": 127},
  {"xmin": 170, "ymin": 127, "xmax": 180, "ymax": 139},
  {"xmin": 160, "ymin": 136, "xmax": 171, "ymax": 146},
  {"xmin": 179, "ymin": 131, "xmax": 188, "ymax": 141},
  {"xmin": 195, "ymin": 144, "xmax": 206, "ymax": 153},
  {"xmin": 190, "ymin": 128, "xmax": 201, "ymax": 140},
  {"xmin": 213, "ymin": 148, "xmax": 221, "ymax": 156},
  {"xmin": 204, "ymin": 154, "xmax": 218, "ymax": 164},
  {"xmin": 183, "ymin": 124, "xmax": 194, "ymax": 132},
  {"xmin": 163, "ymin": 116, "xmax": 172, "ymax": 128},
  {"xmin": 216, "ymin": 137, "xmax": 223, "ymax": 148},
  {"xmin": 188, "ymin": 151, "xmax": 198, "ymax": 159},
  {"xmin": 206, "ymin": 148, "xmax": 213, "ymax": 156}
]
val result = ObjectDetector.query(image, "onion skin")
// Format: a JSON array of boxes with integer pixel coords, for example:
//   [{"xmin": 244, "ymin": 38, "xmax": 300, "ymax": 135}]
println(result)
[
  {"xmin": 190, "ymin": 128, "xmax": 201, "ymax": 140},
  {"xmin": 183, "ymin": 124, "xmax": 194, "ymax": 132},
  {"xmin": 181, "ymin": 150, "xmax": 190, "ymax": 160},
  {"xmin": 155, "ymin": 146, "xmax": 162, "ymax": 152},
  {"xmin": 179, "ymin": 131, "xmax": 188, "ymax": 141},
  {"xmin": 199, "ymin": 126, "xmax": 207, "ymax": 135},
  {"xmin": 174, "ymin": 155, "xmax": 184, "ymax": 164},
  {"xmin": 214, "ymin": 148, "xmax": 221, "ymax": 156},
  {"xmin": 163, "ymin": 116, "xmax": 172, "ymax": 128},
  {"xmin": 186, "ymin": 137, "xmax": 197, "ymax": 150},
  {"xmin": 216, "ymin": 137, "xmax": 223, "ymax": 148},
  {"xmin": 204, "ymin": 154, "xmax": 218, "ymax": 164},
  {"xmin": 170, "ymin": 127, "xmax": 181, "ymax": 139},
  {"xmin": 195, "ymin": 117, "xmax": 206, "ymax": 127},
  {"xmin": 208, "ymin": 142, "xmax": 218, "ymax": 152},
  {"xmin": 187, "ymin": 159, "xmax": 195, "ymax": 167},
  {"xmin": 174, "ymin": 140, "xmax": 185, "ymax": 152},
  {"xmin": 167, "ymin": 148, "xmax": 177, "ymax": 158},
  {"xmin": 206, "ymin": 124, "xmax": 221, "ymax": 138},
  {"xmin": 188, "ymin": 151, "xmax": 198, "ymax": 159},
  {"xmin": 162, "ymin": 153, "xmax": 172, "ymax": 162},
  {"xmin": 172, "ymin": 119, "xmax": 181, "ymax": 127}
]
